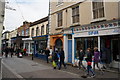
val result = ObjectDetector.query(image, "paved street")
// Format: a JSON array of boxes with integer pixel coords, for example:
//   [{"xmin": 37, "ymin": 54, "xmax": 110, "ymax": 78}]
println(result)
[{"xmin": 1, "ymin": 55, "xmax": 119, "ymax": 79}]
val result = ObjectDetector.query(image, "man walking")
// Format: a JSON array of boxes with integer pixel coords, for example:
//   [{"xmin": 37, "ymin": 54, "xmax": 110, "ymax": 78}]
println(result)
[
  {"xmin": 45, "ymin": 48, "xmax": 50, "ymax": 63},
  {"xmin": 5, "ymin": 47, "xmax": 9, "ymax": 58},
  {"xmin": 59, "ymin": 48, "xmax": 66, "ymax": 70},
  {"xmin": 78, "ymin": 48, "xmax": 85, "ymax": 69}
]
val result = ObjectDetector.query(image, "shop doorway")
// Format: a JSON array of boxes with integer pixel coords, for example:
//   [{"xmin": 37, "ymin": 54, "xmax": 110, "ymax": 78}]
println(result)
[
  {"xmin": 68, "ymin": 40, "xmax": 72, "ymax": 63},
  {"xmin": 111, "ymin": 39, "xmax": 119, "ymax": 61},
  {"xmin": 55, "ymin": 39, "xmax": 63, "ymax": 51}
]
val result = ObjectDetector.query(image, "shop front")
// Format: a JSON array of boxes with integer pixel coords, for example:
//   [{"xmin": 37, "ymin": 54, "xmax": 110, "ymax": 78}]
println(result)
[
  {"xmin": 50, "ymin": 34, "xmax": 63, "ymax": 51},
  {"xmin": 22, "ymin": 38, "xmax": 34, "ymax": 55},
  {"xmin": 64, "ymin": 20, "xmax": 120, "ymax": 68},
  {"xmin": 32, "ymin": 35, "xmax": 48, "ymax": 60}
]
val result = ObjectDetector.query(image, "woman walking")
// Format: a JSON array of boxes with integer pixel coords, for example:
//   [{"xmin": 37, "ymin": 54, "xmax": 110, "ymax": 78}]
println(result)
[{"xmin": 93, "ymin": 47, "xmax": 101, "ymax": 71}]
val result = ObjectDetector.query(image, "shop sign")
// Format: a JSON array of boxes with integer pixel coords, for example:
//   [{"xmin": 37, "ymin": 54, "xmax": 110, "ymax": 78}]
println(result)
[
  {"xmin": 113, "ymin": 29, "xmax": 120, "ymax": 33},
  {"xmin": 88, "ymin": 31, "xmax": 99, "ymax": 35},
  {"xmin": 32, "ymin": 36, "xmax": 48, "ymax": 41}
]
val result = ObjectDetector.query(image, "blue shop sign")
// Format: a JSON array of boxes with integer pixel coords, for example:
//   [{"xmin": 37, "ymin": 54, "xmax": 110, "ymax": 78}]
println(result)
[{"xmin": 88, "ymin": 31, "xmax": 99, "ymax": 35}]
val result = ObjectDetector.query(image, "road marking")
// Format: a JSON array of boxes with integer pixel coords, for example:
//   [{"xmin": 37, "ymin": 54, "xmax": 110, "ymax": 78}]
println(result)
[{"xmin": 2, "ymin": 62, "xmax": 24, "ymax": 79}]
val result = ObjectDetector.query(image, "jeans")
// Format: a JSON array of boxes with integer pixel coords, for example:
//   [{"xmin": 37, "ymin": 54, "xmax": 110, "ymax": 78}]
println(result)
[{"xmin": 87, "ymin": 66, "xmax": 95, "ymax": 75}]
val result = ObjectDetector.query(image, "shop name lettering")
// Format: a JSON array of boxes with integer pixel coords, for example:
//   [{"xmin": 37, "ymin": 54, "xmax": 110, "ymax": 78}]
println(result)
[
  {"xmin": 113, "ymin": 29, "xmax": 120, "ymax": 33},
  {"xmin": 88, "ymin": 31, "xmax": 99, "ymax": 35},
  {"xmin": 33, "ymin": 37, "xmax": 47, "ymax": 40}
]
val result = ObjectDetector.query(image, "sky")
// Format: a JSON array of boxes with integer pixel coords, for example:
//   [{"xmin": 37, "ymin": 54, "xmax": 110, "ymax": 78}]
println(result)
[{"xmin": 4, "ymin": 0, "xmax": 49, "ymax": 31}]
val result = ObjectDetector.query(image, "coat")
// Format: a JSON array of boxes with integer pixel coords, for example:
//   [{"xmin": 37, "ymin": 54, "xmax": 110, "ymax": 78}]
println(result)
[{"xmin": 94, "ymin": 51, "xmax": 100, "ymax": 63}]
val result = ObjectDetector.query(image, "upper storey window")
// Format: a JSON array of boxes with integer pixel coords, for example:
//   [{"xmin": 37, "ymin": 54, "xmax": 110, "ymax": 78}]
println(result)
[
  {"xmin": 72, "ymin": 6, "xmax": 79, "ymax": 23},
  {"xmin": 92, "ymin": 0, "xmax": 104, "ymax": 19},
  {"xmin": 57, "ymin": 11, "xmax": 63, "ymax": 27}
]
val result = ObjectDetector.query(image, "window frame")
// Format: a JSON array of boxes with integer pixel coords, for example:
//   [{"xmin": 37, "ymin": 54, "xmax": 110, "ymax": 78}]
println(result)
[
  {"xmin": 41, "ymin": 25, "xmax": 44, "ymax": 35},
  {"xmin": 92, "ymin": 0, "xmax": 105, "ymax": 20},
  {"xmin": 72, "ymin": 6, "xmax": 79, "ymax": 24},
  {"xmin": 31, "ymin": 28, "xmax": 34, "ymax": 37},
  {"xmin": 36, "ymin": 27, "xmax": 39, "ymax": 36},
  {"xmin": 57, "ymin": 11, "xmax": 63, "ymax": 27}
]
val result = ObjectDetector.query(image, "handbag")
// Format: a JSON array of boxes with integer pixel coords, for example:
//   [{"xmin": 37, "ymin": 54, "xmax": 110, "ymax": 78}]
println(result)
[{"xmin": 52, "ymin": 61, "xmax": 57, "ymax": 67}]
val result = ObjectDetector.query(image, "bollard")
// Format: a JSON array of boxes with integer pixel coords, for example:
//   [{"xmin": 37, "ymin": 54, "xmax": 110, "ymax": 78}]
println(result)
[{"xmin": 32, "ymin": 53, "xmax": 34, "ymax": 60}]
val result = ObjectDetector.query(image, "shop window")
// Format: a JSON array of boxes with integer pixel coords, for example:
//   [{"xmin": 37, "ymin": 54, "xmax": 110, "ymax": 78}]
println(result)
[
  {"xmin": 25, "ymin": 43, "xmax": 29, "ymax": 52},
  {"xmin": 75, "ymin": 38, "xmax": 85, "ymax": 59},
  {"xmin": 75, "ymin": 37, "xmax": 98, "ymax": 59}
]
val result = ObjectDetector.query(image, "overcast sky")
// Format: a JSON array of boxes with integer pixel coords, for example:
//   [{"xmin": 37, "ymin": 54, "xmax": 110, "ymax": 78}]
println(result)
[{"xmin": 4, "ymin": 0, "xmax": 49, "ymax": 31}]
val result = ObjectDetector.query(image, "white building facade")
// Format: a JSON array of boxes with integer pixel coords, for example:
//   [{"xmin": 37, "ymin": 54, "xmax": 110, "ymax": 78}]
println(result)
[{"xmin": 0, "ymin": 0, "xmax": 5, "ymax": 54}]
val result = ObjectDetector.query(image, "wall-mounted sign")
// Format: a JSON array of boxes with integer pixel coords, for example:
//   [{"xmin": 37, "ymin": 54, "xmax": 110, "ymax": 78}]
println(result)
[
  {"xmin": 88, "ymin": 31, "xmax": 99, "ymax": 35},
  {"xmin": 32, "ymin": 35, "xmax": 48, "ymax": 41}
]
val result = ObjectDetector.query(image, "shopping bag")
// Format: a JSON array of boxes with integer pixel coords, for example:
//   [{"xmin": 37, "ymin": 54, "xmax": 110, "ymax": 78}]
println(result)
[{"xmin": 52, "ymin": 61, "xmax": 57, "ymax": 67}]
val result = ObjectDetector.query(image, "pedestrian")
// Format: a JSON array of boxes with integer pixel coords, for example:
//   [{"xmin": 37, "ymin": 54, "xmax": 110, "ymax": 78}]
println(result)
[
  {"xmin": 5, "ymin": 47, "xmax": 9, "ymax": 58},
  {"xmin": 59, "ymin": 48, "xmax": 66, "ymax": 70},
  {"xmin": 78, "ymin": 48, "xmax": 85, "ymax": 69},
  {"xmin": 45, "ymin": 48, "xmax": 50, "ymax": 63},
  {"xmin": 56, "ymin": 50, "xmax": 61, "ymax": 70},
  {"xmin": 93, "ymin": 47, "xmax": 101, "ymax": 71},
  {"xmin": 10, "ymin": 47, "xmax": 14, "ymax": 58},
  {"xmin": 52, "ymin": 50, "xmax": 58, "ymax": 69},
  {"xmin": 23, "ymin": 48, "xmax": 27, "ymax": 56},
  {"xmin": 85, "ymin": 48, "xmax": 93, "ymax": 62},
  {"xmin": 86, "ymin": 61, "xmax": 95, "ymax": 77}
]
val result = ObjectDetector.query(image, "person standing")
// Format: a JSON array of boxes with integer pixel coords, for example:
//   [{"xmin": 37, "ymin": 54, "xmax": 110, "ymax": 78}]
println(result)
[
  {"xmin": 78, "ymin": 48, "xmax": 85, "ymax": 69},
  {"xmin": 59, "ymin": 49, "xmax": 66, "ymax": 70},
  {"xmin": 45, "ymin": 48, "xmax": 50, "ymax": 63}
]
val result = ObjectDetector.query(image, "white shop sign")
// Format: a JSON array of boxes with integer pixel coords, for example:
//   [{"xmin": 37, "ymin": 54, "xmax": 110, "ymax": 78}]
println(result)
[{"xmin": 74, "ymin": 28, "xmax": 120, "ymax": 37}]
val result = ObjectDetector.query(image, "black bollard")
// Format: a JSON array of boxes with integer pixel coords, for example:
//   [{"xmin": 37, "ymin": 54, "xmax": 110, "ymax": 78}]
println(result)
[{"xmin": 32, "ymin": 53, "xmax": 34, "ymax": 60}]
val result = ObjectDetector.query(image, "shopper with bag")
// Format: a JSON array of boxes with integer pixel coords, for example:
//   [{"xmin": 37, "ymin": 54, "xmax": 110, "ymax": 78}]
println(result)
[{"xmin": 52, "ymin": 50, "xmax": 58, "ymax": 69}]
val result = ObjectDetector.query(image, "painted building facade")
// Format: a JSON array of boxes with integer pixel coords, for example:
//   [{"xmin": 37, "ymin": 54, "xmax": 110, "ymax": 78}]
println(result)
[
  {"xmin": 0, "ymin": 0, "xmax": 5, "ymax": 54},
  {"xmin": 50, "ymin": 0, "xmax": 120, "ymax": 68},
  {"xmin": 15, "ymin": 21, "xmax": 30, "ymax": 49},
  {"xmin": 2, "ymin": 31, "xmax": 10, "ymax": 49},
  {"xmin": 27, "ymin": 16, "xmax": 49, "ymax": 56}
]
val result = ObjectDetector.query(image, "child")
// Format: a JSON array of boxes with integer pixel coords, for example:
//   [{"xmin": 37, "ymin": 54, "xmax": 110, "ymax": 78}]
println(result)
[{"xmin": 86, "ymin": 61, "xmax": 95, "ymax": 77}]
